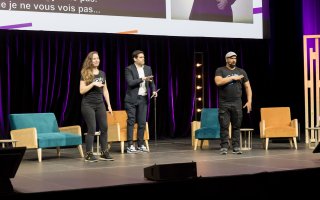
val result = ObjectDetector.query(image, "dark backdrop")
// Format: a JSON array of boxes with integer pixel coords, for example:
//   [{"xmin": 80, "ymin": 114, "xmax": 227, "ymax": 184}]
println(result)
[{"xmin": 0, "ymin": 0, "xmax": 305, "ymax": 140}]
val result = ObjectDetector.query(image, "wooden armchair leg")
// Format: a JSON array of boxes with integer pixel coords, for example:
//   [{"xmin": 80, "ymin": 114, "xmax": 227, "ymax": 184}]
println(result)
[
  {"xmin": 78, "ymin": 145, "xmax": 84, "ymax": 157},
  {"xmin": 145, "ymin": 140, "xmax": 150, "ymax": 152},
  {"xmin": 121, "ymin": 141, "xmax": 125, "ymax": 154},
  {"xmin": 200, "ymin": 140, "xmax": 203, "ymax": 149},
  {"xmin": 293, "ymin": 137, "xmax": 297, "ymax": 149},
  {"xmin": 37, "ymin": 148, "xmax": 42, "ymax": 162},
  {"xmin": 289, "ymin": 138, "xmax": 293, "ymax": 148},
  {"xmin": 56, "ymin": 146, "xmax": 61, "ymax": 157},
  {"xmin": 194, "ymin": 139, "xmax": 198, "ymax": 150},
  {"xmin": 265, "ymin": 138, "xmax": 269, "ymax": 150}
]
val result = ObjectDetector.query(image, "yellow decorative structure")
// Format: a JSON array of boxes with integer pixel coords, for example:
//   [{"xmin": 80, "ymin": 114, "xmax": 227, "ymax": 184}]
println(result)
[{"xmin": 304, "ymin": 35, "xmax": 320, "ymax": 144}]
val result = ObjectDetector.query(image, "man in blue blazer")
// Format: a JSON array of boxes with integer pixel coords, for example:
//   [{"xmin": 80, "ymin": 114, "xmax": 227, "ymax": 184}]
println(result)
[{"xmin": 124, "ymin": 50, "xmax": 158, "ymax": 153}]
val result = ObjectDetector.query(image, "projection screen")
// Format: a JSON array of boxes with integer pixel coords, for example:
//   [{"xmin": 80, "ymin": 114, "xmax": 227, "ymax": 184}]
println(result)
[{"xmin": 0, "ymin": 0, "xmax": 267, "ymax": 39}]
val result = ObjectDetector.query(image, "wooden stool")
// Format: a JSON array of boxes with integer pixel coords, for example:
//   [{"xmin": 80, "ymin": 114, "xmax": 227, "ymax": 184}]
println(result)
[
  {"xmin": 305, "ymin": 127, "xmax": 320, "ymax": 149},
  {"xmin": 240, "ymin": 128, "xmax": 253, "ymax": 150},
  {"xmin": 0, "ymin": 139, "xmax": 18, "ymax": 148},
  {"xmin": 83, "ymin": 131, "xmax": 101, "ymax": 155}
]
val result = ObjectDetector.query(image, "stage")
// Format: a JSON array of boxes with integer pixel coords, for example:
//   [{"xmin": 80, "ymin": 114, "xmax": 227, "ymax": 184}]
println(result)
[{"xmin": 5, "ymin": 137, "xmax": 320, "ymax": 197}]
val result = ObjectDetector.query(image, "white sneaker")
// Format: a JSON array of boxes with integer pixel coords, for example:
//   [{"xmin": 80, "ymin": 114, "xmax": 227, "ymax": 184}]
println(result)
[
  {"xmin": 137, "ymin": 145, "xmax": 149, "ymax": 152},
  {"xmin": 127, "ymin": 145, "xmax": 137, "ymax": 154}
]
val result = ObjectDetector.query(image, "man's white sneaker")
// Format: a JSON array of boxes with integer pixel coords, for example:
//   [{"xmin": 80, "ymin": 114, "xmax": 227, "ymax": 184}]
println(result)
[
  {"xmin": 137, "ymin": 145, "xmax": 149, "ymax": 152},
  {"xmin": 127, "ymin": 145, "xmax": 137, "ymax": 154}
]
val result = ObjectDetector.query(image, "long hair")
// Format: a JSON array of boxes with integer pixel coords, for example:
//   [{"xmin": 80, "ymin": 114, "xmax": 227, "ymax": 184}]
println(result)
[{"xmin": 81, "ymin": 51, "xmax": 98, "ymax": 85}]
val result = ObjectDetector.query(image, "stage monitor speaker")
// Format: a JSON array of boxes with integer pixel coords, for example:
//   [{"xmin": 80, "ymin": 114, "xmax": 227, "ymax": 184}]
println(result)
[
  {"xmin": 313, "ymin": 142, "xmax": 320, "ymax": 153},
  {"xmin": 0, "ymin": 146, "xmax": 26, "ymax": 194},
  {"xmin": 144, "ymin": 162, "xmax": 197, "ymax": 181}
]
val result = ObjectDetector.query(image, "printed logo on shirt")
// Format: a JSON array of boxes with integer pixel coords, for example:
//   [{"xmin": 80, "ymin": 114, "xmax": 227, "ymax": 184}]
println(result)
[
  {"xmin": 93, "ymin": 77, "xmax": 105, "ymax": 84},
  {"xmin": 226, "ymin": 73, "xmax": 241, "ymax": 85}
]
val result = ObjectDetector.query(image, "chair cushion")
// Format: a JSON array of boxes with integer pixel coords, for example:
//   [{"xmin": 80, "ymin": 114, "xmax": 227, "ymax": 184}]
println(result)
[
  {"xmin": 201, "ymin": 108, "xmax": 220, "ymax": 129},
  {"xmin": 9, "ymin": 113, "xmax": 59, "ymax": 133},
  {"xmin": 195, "ymin": 127, "xmax": 220, "ymax": 139},
  {"xmin": 113, "ymin": 111, "xmax": 128, "ymax": 130},
  {"xmin": 194, "ymin": 108, "xmax": 221, "ymax": 140},
  {"xmin": 37, "ymin": 132, "xmax": 82, "ymax": 148},
  {"xmin": 264, "ymin": 127, "xmax": 296, "ymax": 138},
  {"xmin": 261, "ymin": 107, "xmax": 291, "ymax": 127}
]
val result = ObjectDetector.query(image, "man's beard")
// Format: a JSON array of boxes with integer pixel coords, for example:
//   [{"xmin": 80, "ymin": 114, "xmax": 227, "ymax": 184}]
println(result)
[{"xmin": 229, "ymin": 63, "xmax": 236, "ymax": 68}]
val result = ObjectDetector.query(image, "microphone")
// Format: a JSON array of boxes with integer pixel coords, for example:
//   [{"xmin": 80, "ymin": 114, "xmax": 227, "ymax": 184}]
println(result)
[
  {"xmin": 151, "ymin": 88, "xmax": 160, "ymax": 99},
  {"xmin": 146, "ymin": 75, "xmax": 153, "ymax": 82}
]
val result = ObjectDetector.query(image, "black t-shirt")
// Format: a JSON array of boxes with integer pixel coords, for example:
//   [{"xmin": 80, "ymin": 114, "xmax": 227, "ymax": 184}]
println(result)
[
  {"xmin": 81, "ymin": 70, "xmax": 106, "ymax": 104},
  {"xmin": 215, "ymin": 66, "xmax": 249, "ymax": 103}
]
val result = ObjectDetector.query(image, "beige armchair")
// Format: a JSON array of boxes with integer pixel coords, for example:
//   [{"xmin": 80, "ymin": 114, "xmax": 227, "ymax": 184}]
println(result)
[
  {"xmin": 107, "ymin": 111, "xmax": 149, "ymax": 153},
  {"xmin": 260, "ymin": 107, "xmax": 298, "ymax": 150}
]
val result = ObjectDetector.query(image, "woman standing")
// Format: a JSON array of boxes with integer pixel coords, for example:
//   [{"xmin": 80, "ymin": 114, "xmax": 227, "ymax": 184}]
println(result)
[{"xmin": 80, "ymin": 51, "xmax": 114, "ymax": 162}]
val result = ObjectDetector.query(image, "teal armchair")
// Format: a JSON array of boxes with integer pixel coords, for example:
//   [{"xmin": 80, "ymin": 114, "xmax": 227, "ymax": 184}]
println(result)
[
  {"xmin": 9, "ymin": 113, "xmax": 84, "ymax": 162},
  {"xmin": 194, "ymin": 108, "xmax": 221, "ymax": 150}
]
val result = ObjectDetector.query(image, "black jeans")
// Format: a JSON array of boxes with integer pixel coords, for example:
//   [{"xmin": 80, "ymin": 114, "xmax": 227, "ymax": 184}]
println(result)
[
  {"xmin": 125, "ymin": 95, "xmax": 147, "ymax": 147},
  {"xmin": 81, "ymin": 101, "xmax": 108, "ymax": 153},
  {"xmin": 218, "ymin": 101, "xmax": 243, "ymax": 149}
]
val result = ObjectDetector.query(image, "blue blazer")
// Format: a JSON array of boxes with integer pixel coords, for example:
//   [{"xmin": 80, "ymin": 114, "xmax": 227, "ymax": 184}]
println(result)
[{"xmin": 124, "ymin": 64, "xmax": 156, "ymax": 104}]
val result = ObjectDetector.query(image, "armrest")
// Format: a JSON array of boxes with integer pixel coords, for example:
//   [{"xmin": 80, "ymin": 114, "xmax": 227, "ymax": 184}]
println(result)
[
  {"xmin": 259, "ymin": 120, "xmax": 265, "ymax": 138},
  {"xmin": 191, "ymin": 121, "xmax": 200, "ymax": 146},
  {"xmin": 107, "ymin": 111, "xmax": 119, "ymax": 125},
  {"xmin": 59, "ymin": 125, "xmax": 81, "ymax": 136},
  {"xmin": 291, "ymin": 119, "xmax": 298, "ymax": 137},
  {"xmin": 10, "ymin": 127, "xmax": 38, "ymax": 148},
  {"xmin": 191, "ymin": 121, "xmax": 201, "ymax": 132}
]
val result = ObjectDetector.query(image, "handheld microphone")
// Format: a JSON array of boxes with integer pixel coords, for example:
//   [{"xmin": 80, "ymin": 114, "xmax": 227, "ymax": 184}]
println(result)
[{"xmin": 147, "ymin": 75, "xmax": 153, "ymax": 82}]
